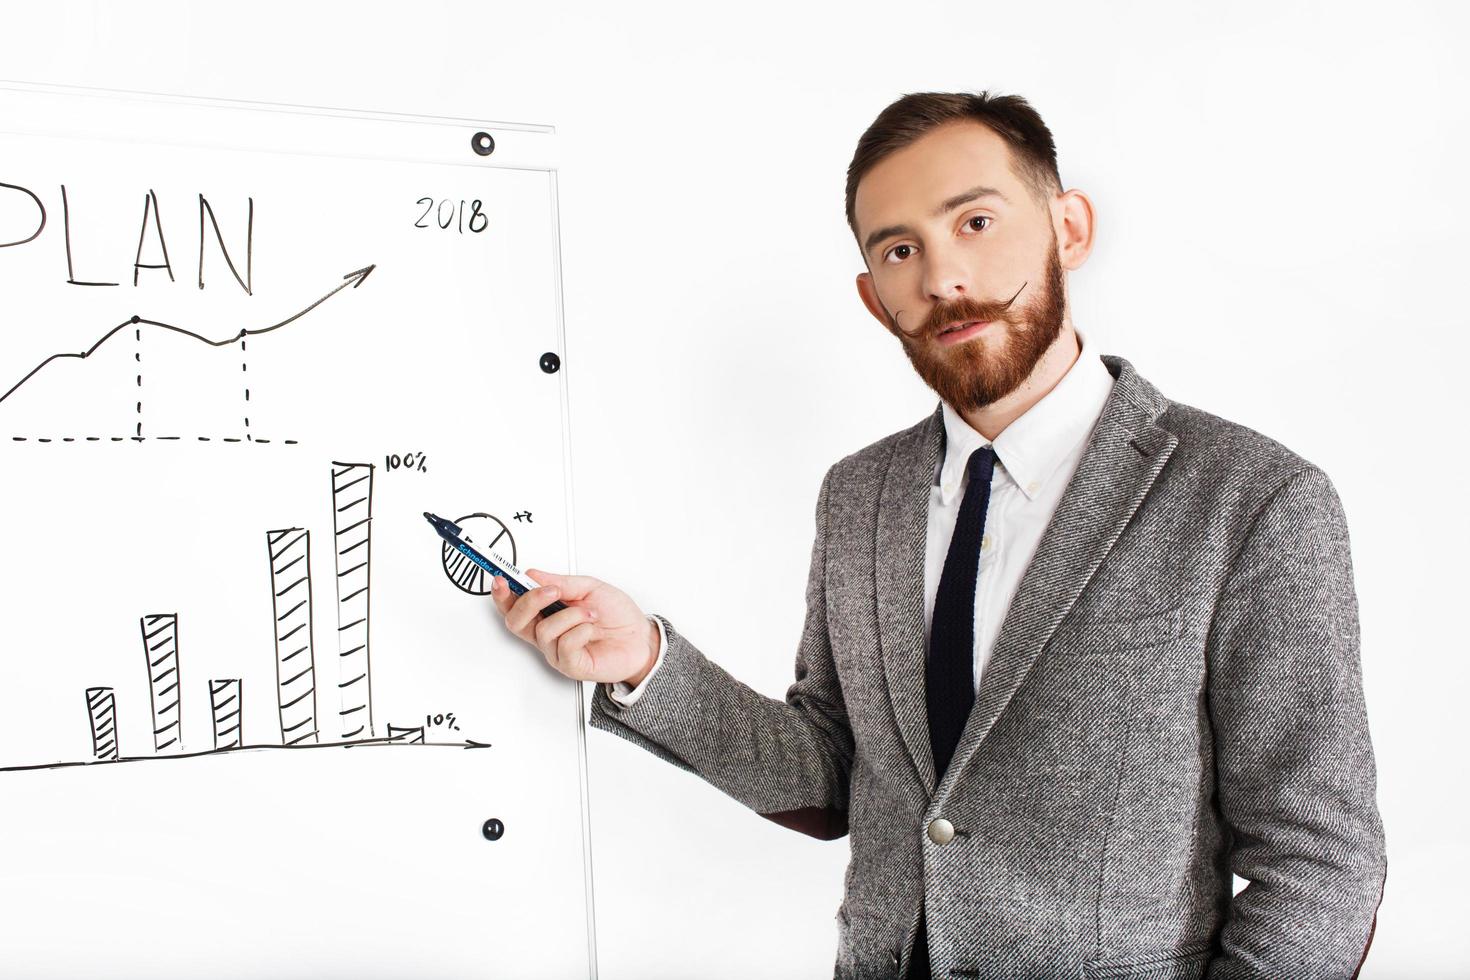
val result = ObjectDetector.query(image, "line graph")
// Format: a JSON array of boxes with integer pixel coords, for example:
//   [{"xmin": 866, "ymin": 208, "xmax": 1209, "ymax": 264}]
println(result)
[{"xmin": 0, "ymin": 263, "xmax": 375, "ymax": 441}]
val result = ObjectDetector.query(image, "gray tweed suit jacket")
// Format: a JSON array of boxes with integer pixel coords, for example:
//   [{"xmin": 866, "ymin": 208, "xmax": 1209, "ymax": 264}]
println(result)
[{"xmin": 589, "ymin": 353, "xmax": 1386, "ymax": 979}]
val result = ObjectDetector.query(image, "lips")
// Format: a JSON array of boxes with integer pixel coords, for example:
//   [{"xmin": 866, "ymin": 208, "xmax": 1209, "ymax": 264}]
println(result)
[
  {"xmin": 941, "ymin": 320, "xmax": 988, "ymax": 335},
  {"xmin": 934, "ymin": 319, "xmax": 993, "ymax": 346}
]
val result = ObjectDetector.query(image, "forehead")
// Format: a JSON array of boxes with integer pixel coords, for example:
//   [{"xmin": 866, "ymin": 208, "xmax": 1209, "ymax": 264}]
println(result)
[{"xmin": 854, "ymin": 120, "xmax": 1022, "ymax": 237}]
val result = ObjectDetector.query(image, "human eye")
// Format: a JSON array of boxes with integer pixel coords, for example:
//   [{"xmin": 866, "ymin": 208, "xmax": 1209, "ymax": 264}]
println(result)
[
  {"xmin": 963, "ymin": 214, "xmax": 992, "ymax": 235},
  {"xmin": 882, "ymin": 215, "xmax": 991, "ymax": 265},
  {"xmin": 882, "ymin": 242, "xmax": 917, "ymax": 265}
]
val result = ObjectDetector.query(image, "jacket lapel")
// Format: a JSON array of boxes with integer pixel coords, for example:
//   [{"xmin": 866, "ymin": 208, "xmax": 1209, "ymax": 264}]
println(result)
[
  {"xmin": 877, "ymin": 354, "xmax": 1179, "ymax": 798},
  {"xmin": 876, "ymin": 399, "xmax": 948, "ymax": 794}
]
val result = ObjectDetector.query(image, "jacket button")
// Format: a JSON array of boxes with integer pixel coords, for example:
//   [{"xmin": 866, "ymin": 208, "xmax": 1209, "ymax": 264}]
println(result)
[{"xmin": 927, "ymin": 817, "xmax": 955, "ymax": 844}]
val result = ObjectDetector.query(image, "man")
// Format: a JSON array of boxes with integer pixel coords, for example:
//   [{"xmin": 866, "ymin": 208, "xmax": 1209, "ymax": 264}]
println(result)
[{"xmin": 490, "ymin": 91, "xmax": 1387, "ymax": 979}]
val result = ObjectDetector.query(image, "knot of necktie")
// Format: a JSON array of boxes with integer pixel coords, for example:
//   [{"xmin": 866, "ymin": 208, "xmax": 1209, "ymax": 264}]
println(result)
[{"xmin": 967, "ymin": 445, "xmax": 998, "ymax": 483}]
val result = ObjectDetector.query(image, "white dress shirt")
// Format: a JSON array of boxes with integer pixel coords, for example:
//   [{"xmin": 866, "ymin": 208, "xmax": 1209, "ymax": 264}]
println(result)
[{"xmin": 608, "ymin": 327, "xmax": 1115, "ymax": 706}]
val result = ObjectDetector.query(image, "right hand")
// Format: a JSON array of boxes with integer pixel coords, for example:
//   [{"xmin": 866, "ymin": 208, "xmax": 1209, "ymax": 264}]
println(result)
[{"xmin": 489, "ymin": 570, "xmax": 659, "ymax": 687}]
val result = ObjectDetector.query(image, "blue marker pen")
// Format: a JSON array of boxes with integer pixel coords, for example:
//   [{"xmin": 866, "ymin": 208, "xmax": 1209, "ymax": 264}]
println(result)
[{"xmin": 423, "ymin": 512, "xmax": 569, "ymax": 616}]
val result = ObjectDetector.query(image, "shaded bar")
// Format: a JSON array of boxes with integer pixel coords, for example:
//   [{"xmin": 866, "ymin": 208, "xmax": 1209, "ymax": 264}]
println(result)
[
  {"xmin": 385, "ymin": 724, "xmax": 425, "ymax": 745},
  {"xmin": 210, "ymin": 679, "xmax": 243, "ymax": 750},
  {"xmin": 86, "ymin": 686, "xmax": 119, "ymax": 762},
  {"xmin": 140, "ymin": 613, "xmax": 181, "ymax": 753},
  {"xmin": 331, "ymin": 461, "xmax": 375, "ymax": 740},
  {"xmin": 266, "ymin": 528, "xmax": 318, "ymax": 746}
]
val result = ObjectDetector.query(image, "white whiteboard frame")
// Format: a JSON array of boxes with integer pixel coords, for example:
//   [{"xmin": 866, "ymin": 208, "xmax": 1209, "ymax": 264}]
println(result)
[{"xmin": 0, "ymin": 77, "xmax": 598, "ymax": 978}]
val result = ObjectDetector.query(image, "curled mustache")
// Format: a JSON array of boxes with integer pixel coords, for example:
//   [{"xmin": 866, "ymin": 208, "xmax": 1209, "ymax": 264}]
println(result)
[{"xmin": 893, "ymin": 281, "xmax": 1028, "ymax": 339}]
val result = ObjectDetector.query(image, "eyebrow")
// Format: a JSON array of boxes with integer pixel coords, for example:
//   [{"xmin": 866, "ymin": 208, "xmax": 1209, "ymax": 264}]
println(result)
[{"xmin": 863, "ymin": 184, "xmax": 1010, "ymax": 258}]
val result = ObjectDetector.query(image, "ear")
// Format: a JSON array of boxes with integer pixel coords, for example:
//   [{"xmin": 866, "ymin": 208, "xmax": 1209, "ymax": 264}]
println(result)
[
  {"xmin": 855, "ymin": 272, "xmax": 898, "ymax": 337},
  {"xmin": 1054, "ymin": 188, "xmax": 1096, "ymax": 271}
]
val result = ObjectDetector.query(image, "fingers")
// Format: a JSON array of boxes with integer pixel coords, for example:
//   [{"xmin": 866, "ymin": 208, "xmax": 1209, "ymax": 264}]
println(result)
[
  {"xmin": 533, "ymin": 602, "xmax": 594, "ymax": 646},
  {"xmin": 536, "ymin": 610, "xmax": 598, "ymax": 672},
  {"xmin": 488, "ymin": 575, "xmax": 531, "ymax": 628},
  {"xmin": 524, "ymin": 569, "xmax": 601, "ymax": 600},
  {"xmin": 489, "ymin": 574, "xmax": 513, "ymax": 615},
  {"xmin": 487, "ymin": 572, "xmax": 607, "ymax": 680},
  {"xmin": 501, "ymin": 581, "xmax": 567, "ymax": 636}
]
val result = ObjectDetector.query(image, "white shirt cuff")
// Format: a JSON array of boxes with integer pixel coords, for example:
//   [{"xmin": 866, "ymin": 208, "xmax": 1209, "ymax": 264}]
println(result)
[{"xmin": 607, "ymin": 614, "xmax": 666, "ymax": 707}]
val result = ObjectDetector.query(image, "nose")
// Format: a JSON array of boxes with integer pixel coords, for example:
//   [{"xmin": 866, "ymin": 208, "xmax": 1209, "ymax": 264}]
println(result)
[{"xmin": 921, "ymin": 247, "xmax": 975, "ymax": 308}]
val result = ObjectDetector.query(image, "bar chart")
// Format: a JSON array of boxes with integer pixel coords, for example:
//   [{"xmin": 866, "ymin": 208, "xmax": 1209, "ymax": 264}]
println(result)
[{"xmin": 0, "ymin": 458, "xmax": 492, "ymax": 774}]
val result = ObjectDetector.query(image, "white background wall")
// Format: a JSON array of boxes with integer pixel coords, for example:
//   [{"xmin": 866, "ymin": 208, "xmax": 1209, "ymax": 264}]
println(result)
[{"xmin": 1, "ymin": 2, "xmax": 1464, "ymax": 977}]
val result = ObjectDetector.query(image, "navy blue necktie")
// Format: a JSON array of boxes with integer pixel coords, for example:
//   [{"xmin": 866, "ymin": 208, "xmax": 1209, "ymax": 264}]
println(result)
[
  {"xmin": 909, "ymin": 445, "xmax": 997, "ymax": 980},
  {"xmin": 926, "ymin": 444, "xmax": 997, "ymax": 782}
]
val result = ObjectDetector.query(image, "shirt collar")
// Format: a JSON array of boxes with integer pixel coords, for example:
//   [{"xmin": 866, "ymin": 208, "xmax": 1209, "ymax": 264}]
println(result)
[{"xmin": 933, "ymin": 326, "xmax": 1116, "ymax": 505}]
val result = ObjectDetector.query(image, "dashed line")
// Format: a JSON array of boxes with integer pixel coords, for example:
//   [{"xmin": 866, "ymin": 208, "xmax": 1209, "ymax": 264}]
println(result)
[
  {"xmin": 9, "ymin": 437, "xmax": 297, "ymax": 443},
  {"xmin": 135, "ymin": 326, "xmax": 142, "ymax": 438},
  {"xmin": 241, "ymin": 336, "xmax": 252, "ymax": 442}
]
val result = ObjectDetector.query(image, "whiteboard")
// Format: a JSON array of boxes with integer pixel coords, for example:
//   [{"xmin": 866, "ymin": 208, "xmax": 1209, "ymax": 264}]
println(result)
[{"xmin": 0, "ymin": 81, "xmax": 596, "ymax": 979}]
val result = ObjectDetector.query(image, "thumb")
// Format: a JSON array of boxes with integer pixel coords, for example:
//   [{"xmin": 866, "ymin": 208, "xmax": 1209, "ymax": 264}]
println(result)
[{"xmin": 524, "ymin": 568, "xmax": 599, "ymax": 599}]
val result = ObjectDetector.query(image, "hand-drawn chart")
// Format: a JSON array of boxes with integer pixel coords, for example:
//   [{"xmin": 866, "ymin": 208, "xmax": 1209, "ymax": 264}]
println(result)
[
  {"xmin": 0, "ymin": 82, "xmax": 592, "ymax": 979},
  {"xmin": 442, "ymin": 511, "xmax": 521, "ymax": 595},
  {"xmin": 1, "ymin": 460, "xmax": 518, "ymax": 773},
  {"xmin": 0, "ymin": 257, "xmax": 376, "ymax": 444}
]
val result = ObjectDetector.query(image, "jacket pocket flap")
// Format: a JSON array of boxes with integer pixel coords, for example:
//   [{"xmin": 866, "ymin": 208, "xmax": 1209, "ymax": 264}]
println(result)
[{"xmin": 1046, "ymin": 603, "xmax": 1185, "ymax": 654}]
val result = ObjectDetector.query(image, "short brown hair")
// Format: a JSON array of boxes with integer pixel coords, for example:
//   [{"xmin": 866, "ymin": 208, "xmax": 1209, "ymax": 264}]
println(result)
[{"xmin": 845, "ymin": 91, "xmax": 1063, "ymax": 253}]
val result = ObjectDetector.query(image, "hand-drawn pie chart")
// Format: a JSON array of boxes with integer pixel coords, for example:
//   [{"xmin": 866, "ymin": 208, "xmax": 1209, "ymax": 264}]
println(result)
[{"xmin": 441, "ymin": 512, "xmax": 517, "ymax": 595}]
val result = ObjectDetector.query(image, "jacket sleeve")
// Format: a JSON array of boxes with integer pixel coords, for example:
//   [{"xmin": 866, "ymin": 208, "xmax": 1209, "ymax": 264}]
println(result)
[
  {"xmin": 607, "ymin": 615, "xmax": 668, "ymax": 706},
  {"xmin": 587, "ymin": 465, "xmax": 855, "ymax": 840},
  {"xmin": 1204, "ymin": 464, "xmax": 1387, "ymax": 979}
]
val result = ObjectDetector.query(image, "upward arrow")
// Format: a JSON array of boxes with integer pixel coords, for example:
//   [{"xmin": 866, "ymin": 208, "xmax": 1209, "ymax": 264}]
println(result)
[{"xmin": 0, "ymin": 264, "xmax": 377, "ymax": 406}]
